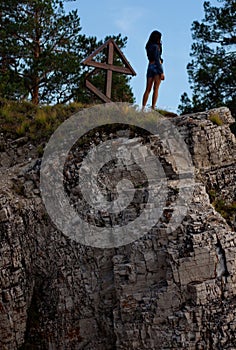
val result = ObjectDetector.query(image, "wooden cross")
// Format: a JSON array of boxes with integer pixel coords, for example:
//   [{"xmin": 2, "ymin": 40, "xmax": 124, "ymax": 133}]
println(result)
[{"xmin": 82, "ymin": 38, "xmax": 136, "ymax": 103}]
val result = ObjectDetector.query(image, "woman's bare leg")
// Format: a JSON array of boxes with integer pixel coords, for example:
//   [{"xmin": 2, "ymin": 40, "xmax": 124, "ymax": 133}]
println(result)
[
  {"xmin": 142, "ymin": 77, "xmax": 154, "ymax": 109},
  {"xmin": 151, "ymin": 75, "xmax": 162, "ymax": 109}
]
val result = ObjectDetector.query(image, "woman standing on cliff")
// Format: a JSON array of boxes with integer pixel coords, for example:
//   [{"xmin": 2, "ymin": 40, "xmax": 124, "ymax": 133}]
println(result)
[{"xmin": 142, "ymin": 30, "xmax": 165, "ymax": 110}]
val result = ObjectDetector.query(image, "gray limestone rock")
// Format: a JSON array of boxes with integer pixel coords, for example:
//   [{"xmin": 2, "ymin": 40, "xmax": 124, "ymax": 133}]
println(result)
[{"xmin": 0, "ymin": 107, "xmax": 235, "ymax": 349}]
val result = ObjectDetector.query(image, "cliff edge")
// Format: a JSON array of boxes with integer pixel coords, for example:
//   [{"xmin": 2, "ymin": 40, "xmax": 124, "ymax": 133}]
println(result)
[{"xmin": 0, "ymin": 107, "xmax": 236, "ymax": 349}]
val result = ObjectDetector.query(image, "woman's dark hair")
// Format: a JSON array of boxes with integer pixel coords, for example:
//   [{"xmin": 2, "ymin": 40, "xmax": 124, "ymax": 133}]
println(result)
[
  {"xmin": 145, "ymin": 30, "xmax": 162, "ymax": 57},
  {"xmin": 146, "ymin": 30, "xmax": 162, "ymax": 47}
]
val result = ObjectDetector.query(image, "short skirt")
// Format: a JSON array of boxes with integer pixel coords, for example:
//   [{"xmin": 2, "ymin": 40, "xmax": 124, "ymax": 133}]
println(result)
[{"xmin": 146, "ymin": 63, "xmax": 162, "ymax": 78}]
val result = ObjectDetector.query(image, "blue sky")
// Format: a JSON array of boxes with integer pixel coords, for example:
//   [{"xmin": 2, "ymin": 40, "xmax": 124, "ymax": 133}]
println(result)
[{"xmin": 65, "ymin": 0, "xmax": 218, "ymax": 113}]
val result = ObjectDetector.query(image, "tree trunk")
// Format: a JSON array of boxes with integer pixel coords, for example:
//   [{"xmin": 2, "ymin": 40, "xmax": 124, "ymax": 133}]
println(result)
[{"xmin": 32, "ymin": 7, "xmax": 40, "ymax": 105}]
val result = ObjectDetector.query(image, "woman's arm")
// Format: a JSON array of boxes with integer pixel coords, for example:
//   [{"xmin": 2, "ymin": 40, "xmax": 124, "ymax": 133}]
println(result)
[{"xmin": 154, "ymin": 44, "xmax": 164, "ymax": 74}]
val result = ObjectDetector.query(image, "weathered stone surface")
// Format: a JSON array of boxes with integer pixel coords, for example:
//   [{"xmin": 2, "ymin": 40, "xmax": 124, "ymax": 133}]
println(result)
[{"xmin": 0, "ymin": 107, "xmax": 235, "ymax": 349}]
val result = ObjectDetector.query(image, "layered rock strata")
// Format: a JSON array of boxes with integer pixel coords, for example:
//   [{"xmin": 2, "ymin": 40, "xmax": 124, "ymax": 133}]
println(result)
[{"xmin": 0, "ymin": 107, "xmax": 235, "ymax": 349}]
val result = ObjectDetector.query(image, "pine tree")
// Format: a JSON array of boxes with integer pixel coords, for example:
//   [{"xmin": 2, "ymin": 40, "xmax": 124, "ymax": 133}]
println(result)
[
  {"xmin": 0, "ymin": 1, "xmax": 26, "ymax": 99},
  {"xmin": 0, "ymin": 1, "xmax": 134, "ymax": 105},
  {"xmin": 0, "ymin": 0, "xmax": 85, "ymax": 104},
  {"xmin": 178, "ymin": 0, "xmax": 236, "ymax": 118}
]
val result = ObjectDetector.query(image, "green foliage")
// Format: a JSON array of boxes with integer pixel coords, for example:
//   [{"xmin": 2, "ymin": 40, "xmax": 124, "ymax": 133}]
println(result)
[
  {"xmin": 37, "ymin": 144, "xmax": 45, "ymax": 157},
  {"xmin": 0, "ymin": 1, "xmax": 134, "ymax": 105},
  {"xmin": 155, "ymin": 109, "xmax": 178, "ymax": 118},
  {"xmin": 208, "ymin": 112, "xmax": 223, "ymax": 126},
  {"xmin": 0, "ymin": 99, "xmax": 170, "ymax": 145},
  {"xmin": 0, "ymin": 0, "xmax": 84, "ymax": 104},
  {"xmin": 209, "ymin": 189, "xmax": 236, "ymax": 227},
  {"xmin": 0, "ymin": 98, "xmax": 86, "ymax": 142},
  {"xmin": 178, "ymin": 0, "xmax": 236, "ymax": 121},
  {"xmin": 16, "ymin": 120, "xmax": 31, "ymax": 136}
]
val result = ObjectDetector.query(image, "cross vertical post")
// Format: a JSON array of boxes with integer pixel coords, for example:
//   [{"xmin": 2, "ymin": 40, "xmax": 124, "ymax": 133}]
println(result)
[
  {"xmin": 82, "ymin": 38, "xmax": 136, "ymax": 103},
  {"xmin": 106, "ymin": 41, "xmax": 114, "ymax": 99}
]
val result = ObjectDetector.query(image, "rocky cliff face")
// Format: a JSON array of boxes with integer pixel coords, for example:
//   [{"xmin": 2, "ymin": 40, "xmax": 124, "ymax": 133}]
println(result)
[{"xmin": 0, "ymin": 107, "xmax": 236, "ymax": 349}]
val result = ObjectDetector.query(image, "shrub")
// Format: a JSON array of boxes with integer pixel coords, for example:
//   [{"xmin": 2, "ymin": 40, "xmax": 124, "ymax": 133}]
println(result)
[{"xmin": 209, "ymin": 113, "xmax": 223, "ymax": 126}]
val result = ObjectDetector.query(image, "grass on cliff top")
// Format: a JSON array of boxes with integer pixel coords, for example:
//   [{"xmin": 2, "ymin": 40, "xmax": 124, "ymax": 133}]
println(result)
[
  {"xmin": 0, "ymin": 98, "xmax": 172, "ymax": 144},
  {"xmin": 0, "ymin": 98, "xmax": 88, "ymax": 143}
]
